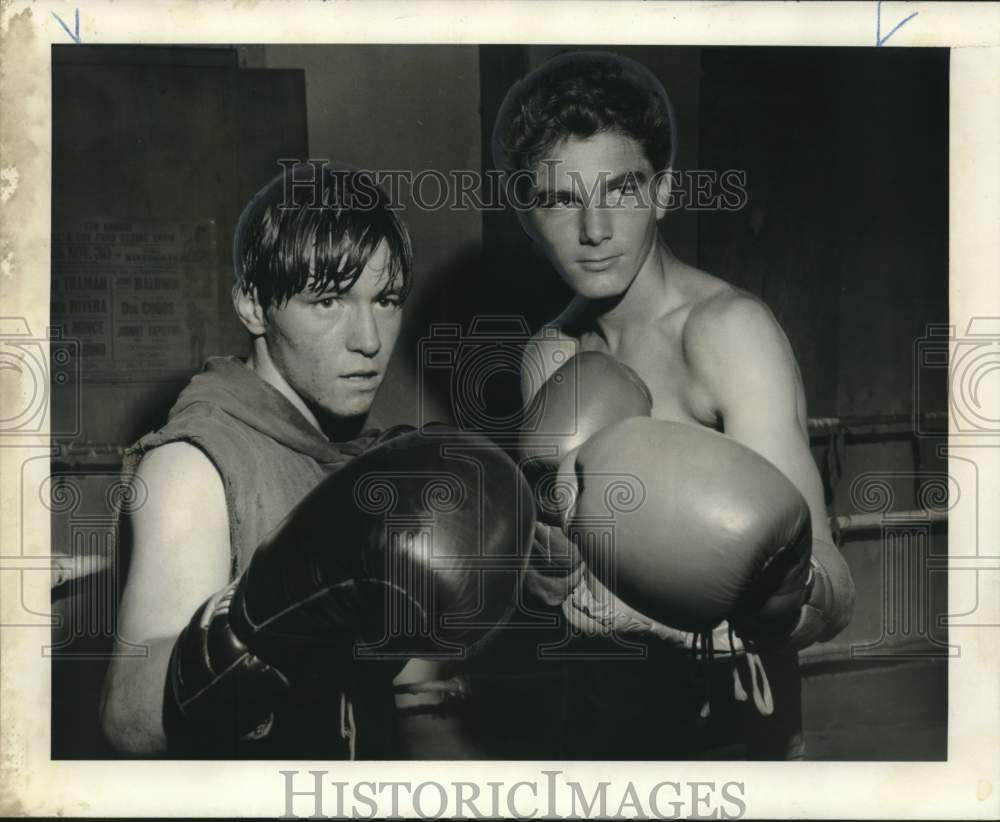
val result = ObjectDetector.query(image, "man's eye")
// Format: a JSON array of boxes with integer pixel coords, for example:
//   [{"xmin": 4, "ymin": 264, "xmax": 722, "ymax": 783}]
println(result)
[
  {"xmin": 316, "ymin": 296, "xmax": 340, "ymax": 308},
  {"xmin": 538, "ymin": 193, "xmax": 576, "ymax": 209},
  {"xmin": 377, "ymin": 295, "xmax": 401, "ymax": 309},
  {"xmin": 609, "ymin": 180, "xmax": 641, "ymax": 203}
]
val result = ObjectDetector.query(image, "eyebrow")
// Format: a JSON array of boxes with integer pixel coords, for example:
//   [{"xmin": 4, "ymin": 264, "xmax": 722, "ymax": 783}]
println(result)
[
  {"xmin": 303, "ymin": 285, "xmax": 403, "ymax": 303},
  {"xmin": 531, "ymin": 169, "xmax": 650, "ymax": 202},
  {"xmin": 305, "ymin": 281, "xmax": 344, "ymax": 296},
  {"xmin": 607, "ymin": 170, "xmax": 649, "ymax": 188}
]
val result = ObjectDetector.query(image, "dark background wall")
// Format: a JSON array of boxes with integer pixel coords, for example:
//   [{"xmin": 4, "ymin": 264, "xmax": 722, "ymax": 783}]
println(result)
[{"xmin": 50, "ymin": 45, "xmax": 948, "ymax": 760}]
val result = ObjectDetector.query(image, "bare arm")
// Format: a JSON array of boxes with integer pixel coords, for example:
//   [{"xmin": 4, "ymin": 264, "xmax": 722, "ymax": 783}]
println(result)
[
  {"xmin": 688, "ymin": 293, "xmax": 855, "ymax": 645},
  {"xmin": 100, "ymin": 443, "xmax": 231, "ymax": 755},
  {"xmin": 687, "ymin": 295, "xmax": 833, "ymax": 545}
]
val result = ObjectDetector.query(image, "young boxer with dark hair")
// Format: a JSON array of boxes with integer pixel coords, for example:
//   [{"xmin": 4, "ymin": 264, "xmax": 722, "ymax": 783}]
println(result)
[
  {"xmin": 495, "ymin": 52, "xmax": 855, "ymax": 759},
  {"xmin": 101, "ymin": 163, "xmax": 531, "ymax": 758}
]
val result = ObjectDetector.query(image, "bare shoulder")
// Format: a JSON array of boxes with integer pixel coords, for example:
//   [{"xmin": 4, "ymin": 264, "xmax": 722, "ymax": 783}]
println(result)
[
  {"xmin": 130, "ymin": 441, "xmax": 228, "ymax": 545},
  {"xmin": 519, "ymin": 300, "xmax": 585, "ymax": 403},
  {"xmin": 132, "ymin": 441, "xmax": 226, "ymax": 512},
  {"xmin": 125, "ymin": 442, "xmax": 231, "ymax": 606},
  {"xmin": 683, "ymin": 286, "xmax": 788, "ymax": 368},
  {"xmin": 681, "ymin": 284, "xmax": 805, "ymax": 423}
]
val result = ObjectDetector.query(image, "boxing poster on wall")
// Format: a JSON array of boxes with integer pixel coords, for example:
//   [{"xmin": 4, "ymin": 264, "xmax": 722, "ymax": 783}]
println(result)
[
  {"xmin": 1, "ymin": 3, "xmax": 998, "ymax": 822},
  {"xmin": 50, "ymin": 219, "xmax": 217, "ymax": 380}
]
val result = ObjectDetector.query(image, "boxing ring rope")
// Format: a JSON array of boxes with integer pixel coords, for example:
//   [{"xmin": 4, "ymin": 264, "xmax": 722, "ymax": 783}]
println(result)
[
  {"xmin": 810, "ymin": 410, "xmax": 949, "ymax": 536},
  {"xmin": 23, "ymin": 553, "xmax": 113, "ymax": 589},
  {"xmin": 47, "ymin": 411, "xmax": 949, "ymax": 466},
  {"xmin": 833, "ymin": 508, "xmax": 948, "ymax": 533},
  {"xmin": 807, "ymin": 411, "xmax": 947, "ymax": 437}
]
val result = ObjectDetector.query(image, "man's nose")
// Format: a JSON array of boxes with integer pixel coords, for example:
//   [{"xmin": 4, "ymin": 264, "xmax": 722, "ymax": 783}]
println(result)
[
  {"xmin": 346, "ymin": 306, "xmax": 381, "ymax": 356},
  {"xmin": 579, "ymin": 204, "xmax": 613, "ymax": 245}
]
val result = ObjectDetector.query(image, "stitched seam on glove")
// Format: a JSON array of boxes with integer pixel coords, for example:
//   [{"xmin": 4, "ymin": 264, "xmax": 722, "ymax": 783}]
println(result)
[
  {"xmin": 241, "ymin": 578, "xmax": 429, "ymax": 640},
  {"xmin": 178, "ymin": 649, "xmax": 262, "ymax": 708}
]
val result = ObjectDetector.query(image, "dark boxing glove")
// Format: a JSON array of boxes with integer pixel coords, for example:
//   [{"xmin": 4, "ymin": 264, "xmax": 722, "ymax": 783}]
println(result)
[{"xmin": 163, "ymin": 429, "xmax": 533, "ymax": 753}]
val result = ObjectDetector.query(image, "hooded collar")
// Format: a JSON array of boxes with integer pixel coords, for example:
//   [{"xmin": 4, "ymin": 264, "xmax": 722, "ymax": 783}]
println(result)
[{"xmin": 168, "ymin": 356, "xmax": 376, "ymax": 464}]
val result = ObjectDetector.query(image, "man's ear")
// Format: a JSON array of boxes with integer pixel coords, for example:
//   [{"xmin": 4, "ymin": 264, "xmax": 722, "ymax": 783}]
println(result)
[
  {"xmin": 233, "ymin": 285, "xmax": 268, "ymax": 336},
  {"xmin": 652, "ymin": 167, "xmax": 673, "ymax": 221}
]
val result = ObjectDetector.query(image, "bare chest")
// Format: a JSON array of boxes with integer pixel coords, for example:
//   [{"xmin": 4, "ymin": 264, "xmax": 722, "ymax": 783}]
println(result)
[{"xmin": 579, "ymin": 328, "xmax": 719, "ymax": 429}]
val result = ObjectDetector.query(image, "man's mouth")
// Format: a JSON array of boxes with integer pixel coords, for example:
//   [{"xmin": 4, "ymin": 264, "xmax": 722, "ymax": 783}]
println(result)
[
  {"xmin": 578, "ymin": 254, "xmax": 622, "ymax": 272},
  {"xmin": 341, "ymin": 370, "xmax": 380, "ymax": 383}
]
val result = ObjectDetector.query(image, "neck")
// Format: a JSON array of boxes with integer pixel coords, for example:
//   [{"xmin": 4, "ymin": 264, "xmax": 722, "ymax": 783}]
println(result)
[{"xmin": 592, "ymin": 237, "xmax": 685, "ymax": 342}]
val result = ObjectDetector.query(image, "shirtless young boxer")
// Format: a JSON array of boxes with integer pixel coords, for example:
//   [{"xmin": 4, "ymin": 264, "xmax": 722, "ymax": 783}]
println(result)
[{"xmin": 493, "ymin": 51, "xmax": 855, "ymax": 759}]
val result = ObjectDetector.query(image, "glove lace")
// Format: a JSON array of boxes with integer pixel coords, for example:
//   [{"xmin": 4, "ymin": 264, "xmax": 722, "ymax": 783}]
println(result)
[
  {"xmin": 689, "ymin": 624, "xmax": 775, "ymax": 721},
  {"xmin": 693, "ymin": 630, "xmax": 714, "ymax": 723},
  {"xmin": 339, "ymin": 690, "xmax": 357, "ymax": 760},
  {"xmin": 728, "ymin": 623, "xmax": 774, "ymax": 717}
]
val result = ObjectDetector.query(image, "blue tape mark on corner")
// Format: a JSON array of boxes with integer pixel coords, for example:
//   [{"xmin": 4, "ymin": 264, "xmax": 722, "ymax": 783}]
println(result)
[
  {"xmin": 876, "ymin": 1, "xmax": 919, "ymax": 47},
  {"xmin": 51, "ymin": 8, "xmax": 81, "ymax": 44}
]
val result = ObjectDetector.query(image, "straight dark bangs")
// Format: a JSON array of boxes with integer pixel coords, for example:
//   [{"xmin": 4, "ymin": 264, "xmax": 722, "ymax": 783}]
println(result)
[{"xmin": 250, "ymin": 195, "xmax": 414, "ymax": 310}]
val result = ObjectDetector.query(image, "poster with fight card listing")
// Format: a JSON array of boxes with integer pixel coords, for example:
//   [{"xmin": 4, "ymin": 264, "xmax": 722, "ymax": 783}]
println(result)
[
  {"xmin": 1, "ymin": 3, "xmax": 998, "ymax": 821},
  {"xmin": 50, "ymin": 219, "xmax": 217, "ymax": 380}
]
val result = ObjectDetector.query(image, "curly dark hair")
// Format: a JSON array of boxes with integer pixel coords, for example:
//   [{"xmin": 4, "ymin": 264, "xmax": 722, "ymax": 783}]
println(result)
[
  {"xmin": 493, "ymin": 51, "xmax": 676, "ymax": 177},
  {"xmin": 233, "ymin": 161, "xmax": 413, "ymax": 313}
]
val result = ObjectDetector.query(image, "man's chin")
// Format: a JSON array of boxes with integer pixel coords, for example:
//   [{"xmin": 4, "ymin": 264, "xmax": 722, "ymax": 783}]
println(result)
[
  {"xmin": 331, "ymin": 400, "xmax": 375, "ymax": 420},
  {"xmin": 311, "ymin": 393, "xmax": 376, "ymax": 420},
  {"xmin": 566, "ymin": 276, "xmax": 629, "ymax": 301}
]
